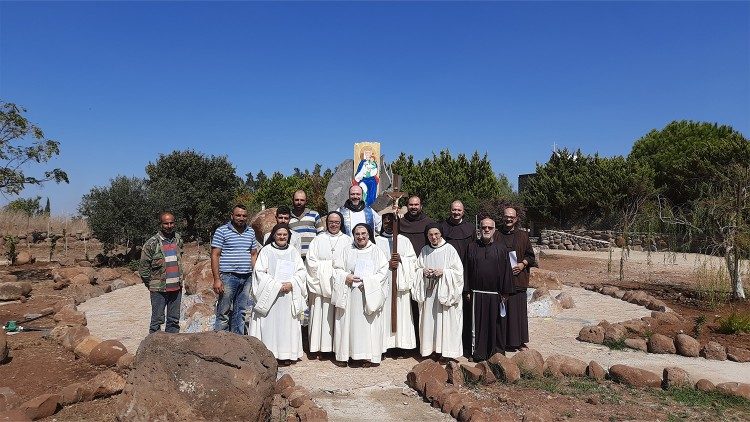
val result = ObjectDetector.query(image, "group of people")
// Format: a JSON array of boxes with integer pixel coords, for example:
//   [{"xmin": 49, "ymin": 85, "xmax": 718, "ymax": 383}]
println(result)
[{"xmin": 139, "ymin": 184, "xmax": 535, "ymax": 366}]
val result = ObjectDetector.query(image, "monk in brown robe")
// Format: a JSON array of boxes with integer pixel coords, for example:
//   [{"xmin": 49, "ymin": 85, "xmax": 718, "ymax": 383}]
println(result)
[
  {"xmin": 494, "ymin": 206, "xmax": 535, "ymax": 351},
  {"xmin": 465, "ymin": 217, "xmax": 514, "ymax": 361}
]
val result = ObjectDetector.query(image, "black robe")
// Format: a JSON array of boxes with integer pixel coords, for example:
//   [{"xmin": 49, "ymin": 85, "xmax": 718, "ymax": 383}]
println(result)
[
  {"xmin": 496, "ymin": 228, "xmax": 536, "ymax": 349},
  {"xmin": 464, "ymin": 239, "xmax": 515, "ymax": 361},
  {"xmin": 398, "ymin": 213, "xmax": 434, "ymax": 257},
  {"xmin": 440, "ymin": 217, "xmax": 475, "ymax": 356}
]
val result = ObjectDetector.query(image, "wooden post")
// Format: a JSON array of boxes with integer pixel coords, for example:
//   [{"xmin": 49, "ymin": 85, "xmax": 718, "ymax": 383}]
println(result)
[{"xmin": 386, "ymin": 174, "xmax": 405, "ymax": 334}]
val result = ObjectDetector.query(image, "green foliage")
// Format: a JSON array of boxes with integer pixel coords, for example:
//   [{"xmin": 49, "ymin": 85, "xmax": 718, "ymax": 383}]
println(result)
[
  {"xmin": 390, "ymin": 150, "xmax": 514, "ymax": 220},
  {"xmin": 521, "ymin": 149, "xmax": 655, "ymax": 228},
  {"xmin": 693, "ymin": 315, "xmax": 707, "ymax": 337},
  {"xmin": 242, "ymin": 164, "xmax": 333, "ymax": 213},
  {"xmin": 717, "ymin": 312, "xmax": 750, "ymax": 334},
  {"xmin": 0, "ymin": 102, "xmax": 69, "ymax": 195},
  {"xmin": 79, "ymin": 176, "xmax": 156, "ymax": 254},
  {"xmin": 4, "ymin": 235, "xmax": 18, "ymax": 264},
  {"xmin": 146, "ymin": 150, "xmax": 242, "ymax": 241},
  {"xmin": 658, "ymin": 387, "xmax": 750, "ymax": 414},
  {"xmin": 3, "ymin": 196, "xmax": 42, "ymax": 217},
  {"xmin": 43, "ymin": 197, "xmax": 50, "ymax": 215},
  {"xmin": 630, "ymin": 121, "xmax": 750, "ymax": 208},
  {"xmin": 603, "ymin": 338, "xmax": 627, "ymax": 350}
]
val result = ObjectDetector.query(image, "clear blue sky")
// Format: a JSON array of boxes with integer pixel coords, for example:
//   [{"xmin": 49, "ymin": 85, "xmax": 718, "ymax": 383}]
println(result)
[{"xmin": 1, "ymin": 1, "xmax": 748, "ymax": 215}]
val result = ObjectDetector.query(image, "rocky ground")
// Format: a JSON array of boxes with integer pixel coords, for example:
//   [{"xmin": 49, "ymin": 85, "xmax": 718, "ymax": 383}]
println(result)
[{"xmin": 0, "ymin": 244, "xmax": 748, "ymax": 421}]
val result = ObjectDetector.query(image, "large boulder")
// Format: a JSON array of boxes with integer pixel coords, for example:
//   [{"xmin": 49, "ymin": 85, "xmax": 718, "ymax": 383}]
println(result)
[
  {"xmin": 555, "ymin": 292, "xmax": 575, "ymax": 309},
  {"xmin": 662, "ymin": 367, "xmax": 691, "ymax": 389},
  {"xmin": 184, "ymin": 260, "xmax": 212, "ymax": 295},
  {"xmin": 715, "ymin": 382, "xmax": 750, "ymax": 400},
  {"xmin": 94, "ymin": 268, "xmax": 121, "ymax": 284},
  {"xmin": 53, "ymin": 305, "xmax": 87, "ymax": 326},
  {"xmin": 727, "ymin": 346, "xmax": 750, "ymax": 363},
  {"xmin": 250, "ymin": 209, "xmax": 277, "ymax": 244},
  {"xmin": 0, "ymin": 282, "xmax": 32, "ymax": 301},
  {"xmin": 608, "ymin": 365, "xmax": 661, "ymax": 388},
  {"xmin": 52, "ymin": 267, "xmax": 95, "ymax": 284},
  {"xmin": 14, "ymin": 251, "xmax": 33, "ymax": 265},
  {"xmin": 117, "ymin": 331, "xmax": 277, "ymax": 421}
]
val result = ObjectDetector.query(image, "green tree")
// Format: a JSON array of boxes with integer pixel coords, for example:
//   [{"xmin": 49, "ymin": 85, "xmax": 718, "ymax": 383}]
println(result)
[
  {"xmin": 79, "ymin": 176, "xmax": 155, "ymax": 254},
  {"xmin": 0, "ymin": 102, "xmax": 68, "ymax": 195},
  {"xmin": 43, "ymin": 197, "xmax": 51, "ymax": 215},
  {"xmin": 145, "ymin": 150, "xmax": 242, "ymax": 240},
  {"xmin": 629, "ymin": 121, "xmax": 750, "ymax": 207},
  {"xmin": 4, "ymin": 196, "xmax": 42, "ymax": 217},
  {"xmin": 243, "ymin": 164, "xmax": 332, "ymax": 214},
  {"xmin": 390, "ymin": 150, "xmax": 513, "ymax": 220}
]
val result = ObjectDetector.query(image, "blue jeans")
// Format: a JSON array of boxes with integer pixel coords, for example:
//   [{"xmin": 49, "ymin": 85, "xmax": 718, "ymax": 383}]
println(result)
[
  {"xmin": 213, "ymin": 272, "xmax": 252, "ymax": 334},
  {"xmin": 150, "ymin": 290, "xmax": 182, "ymax": 333}
]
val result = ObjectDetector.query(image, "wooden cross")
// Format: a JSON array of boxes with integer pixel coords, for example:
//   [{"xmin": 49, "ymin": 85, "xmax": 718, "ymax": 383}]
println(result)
[{"xmin": 386, "ymin": 174, "xmax": 405, "ymax": 334}]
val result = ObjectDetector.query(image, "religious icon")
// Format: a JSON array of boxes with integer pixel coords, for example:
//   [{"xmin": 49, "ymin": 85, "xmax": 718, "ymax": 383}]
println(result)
[{"xmin": 353, "ymin": 142, "xmax": 381, "ymax": 207}]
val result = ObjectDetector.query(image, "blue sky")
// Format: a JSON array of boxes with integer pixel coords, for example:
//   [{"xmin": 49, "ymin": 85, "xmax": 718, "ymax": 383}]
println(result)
[{"xmin": 1, "ymin": 1, "xmax": 748, "ymax": 215}]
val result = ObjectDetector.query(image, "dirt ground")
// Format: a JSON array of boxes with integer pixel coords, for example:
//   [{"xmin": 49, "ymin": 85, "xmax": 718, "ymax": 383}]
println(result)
[{"xmin": 1, "ymin": 245, "xmax": 749, "ymax": 421}]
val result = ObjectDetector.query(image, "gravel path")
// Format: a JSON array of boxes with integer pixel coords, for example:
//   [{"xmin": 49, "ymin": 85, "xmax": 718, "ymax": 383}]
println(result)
[{"xmin": 78, "ymin": 252, "xmax": 749, "ymax": 421}]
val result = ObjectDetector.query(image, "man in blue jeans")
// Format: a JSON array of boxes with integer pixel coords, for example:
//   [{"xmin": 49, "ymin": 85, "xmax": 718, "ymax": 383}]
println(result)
[{"xmin": 211, "ymin": 204, "xmax": 259, "ymax": 334}]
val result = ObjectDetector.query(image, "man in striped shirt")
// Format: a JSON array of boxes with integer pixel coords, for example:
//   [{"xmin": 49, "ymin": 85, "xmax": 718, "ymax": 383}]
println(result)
[
  {"xmin": 140, "ymin": 212, "xmax": 184, "ymax": 334},
  {"xmin": 289, "ymin": 190, "xmax": 324, "ymax": 259},
  {"xmin": 211, "ymin": 204, "xmax": 259, "ymax": 334}
]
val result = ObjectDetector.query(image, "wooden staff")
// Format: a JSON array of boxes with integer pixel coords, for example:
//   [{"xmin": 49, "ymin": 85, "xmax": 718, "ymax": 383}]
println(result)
[{"xmin": 387, "ymin": 175, "xmax": 405, "ymax": 334}]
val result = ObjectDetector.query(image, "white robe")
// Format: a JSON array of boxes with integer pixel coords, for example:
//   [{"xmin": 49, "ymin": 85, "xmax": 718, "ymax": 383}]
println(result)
[
  {"xmin": 332, "ymin": 241, "xmax": 388, "ymax": 363},
  {"xmin": 250, "ymin": 244, "xmax": 307, "ymax": 360},
  {"xmin": 412, "ymin": 240, "xmax": 464, "ymax": 358},
  {"xmin": 305, "ymin": 231, "xmax": 351, "ymax": 353},
  {"xmin": 375, "ymin": 234, "xmax": 417, "ymax": 351}
]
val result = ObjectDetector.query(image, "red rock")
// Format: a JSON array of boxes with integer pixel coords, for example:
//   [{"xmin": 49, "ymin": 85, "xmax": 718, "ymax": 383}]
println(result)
[
  {"xmin": 604, "ymin": 324, "xmax": 626, "ymax": 342},
  {"xmin": 0, "ymin": 282, "xmax": 32, "ymax": 301},
  {"xmin": 586, "ymin": 361, "xmax": 606, "ymax": 381},
  {"xmin": 88, "ymin": 339, "xmax": 128, "ymax": 366},
  {"xmin": 445, "ymin": 360, "xmax": 464, "ymax": 387},
  {"xmin": 275, "ymin": 374, "xmax": 295, "ymax": 394},
  {"xmin": 73, "ymin": 335, "xmax": 102, "ymax": 358},
  {"xmin": 94, "ymin": 268, "xmax": 120, "ymax": 283},
  {"xmin": 609, "ymin": 364, "xmax": 661, "ymax": 388},
  {"xmin": 624, "ymin": 338, "xmax": 647, "ymax": 352},
  {"xmin": 460, "ymin": 363, "xmax": 483, "ymax": 383},
  {"xmin": 622, "ymin": 319, "xmax": 648, "ymax": 336},
  {"xmin": 0, "ymin": 410, "xmax": 31, "ymax": 421},
  {"xmin": 441, "ymin": 392, "xmax": 462, "ymax": 415},
  {"xmin": 53, "ymin": 305, "xmax": 87, "ymax": 327},
  {"xmin": 577, "ymin": 326, "xmax": 605, "ymax": 344},
  {"xmin": 695, "ymin": 379, "xmax": 715, "ymax": 392},
  {"xmin": 52, "ymin": 267, "xmax": 95, "ymax": 284},
  {"xmin": 662, "ymin": 367, "xmax": 691, "ymax": 389},
  {"xmin": 701, "ymin": 341, "xmax": 727, "ymax": 361},
  {"xmin": 183, "ymin": 260, "xmax": 212, "ymax": 295},
  {"xmin": 476, "ymin": 362, "xmax": 496, "ymax": 385},
  {"xmin": 715, "ymin": 382, "xmax": 750, "ymax": 400},
  {"xmin": 674, "ymin": 334, "xmax": 700, "ymax": 357},
  {"xmin": 288, "ymin": 390, "xmax": 308, "ymax": 408},
  {"xmin": 488, "ymin": 353, "xmax": 520, "ymax": 383},
  {"xmin": 727, "ymin": 346, "xmax": 750, "ymax": 363},
  {"xmin": 423, "ymin": 377, "xmax": 445, "ymax": 403},
  {"xmin": 652, "ymin": 311, "xmax": 680, "ymax": 325},
  {"xmin": 116, "ymin": 353, "xmax": 135, "ymax": 369},
  {"xmin": 555, "ymin": 292, "xmax": 575, "ymax": 309},
  {"xmin": 511, "ymin": 348, "xmax": 544, "ymax": 379},
  {"xmin": 531, "ymin": 286, "xmax": 549, "ymax": 301},
  {"xmin": 18, "ymin": 394, "xmax": 61, "ymax": 420},
  {"xmin": 543, "ymin": 354, "xmax": 587, "ymax": 378},
  {"xmin": 0, "ymin": 329, "xmax": 7, "ymax": 363},
  {"xmin": 647, "ymin": 334, "xmax": 676, "ymax": 354},
  {"xmin": 646, "ymin": 299, "xmax": 668, "ymax": 312}
]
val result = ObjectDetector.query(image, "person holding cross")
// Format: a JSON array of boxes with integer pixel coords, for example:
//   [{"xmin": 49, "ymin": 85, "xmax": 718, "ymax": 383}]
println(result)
[{"xmin": 375, "ymin": 212, "xmax": 417, "ymax": 356}]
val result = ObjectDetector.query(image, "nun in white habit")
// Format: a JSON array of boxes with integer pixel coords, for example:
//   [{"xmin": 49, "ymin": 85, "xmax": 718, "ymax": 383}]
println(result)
[
  {"xmin": 331, "ymin": 223, "xmax": 389, "ymax": 365},
  {"xmin": 250, "ymin": 223, "xmax": 307, "ymax": 363}
]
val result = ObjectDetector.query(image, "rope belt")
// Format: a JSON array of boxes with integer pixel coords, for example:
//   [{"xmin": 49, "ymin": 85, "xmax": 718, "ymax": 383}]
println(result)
[{"xmin": 471, "ymin": 289, "xmax": 502, "ymax": 356}]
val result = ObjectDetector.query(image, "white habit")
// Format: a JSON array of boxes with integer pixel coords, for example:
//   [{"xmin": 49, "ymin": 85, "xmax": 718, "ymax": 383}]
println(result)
[
  {"xmin": 375, "ymin": 233, "xmax": 417, "ymax": 351},
  {"xmin": 412, "ymin": 240, "xmax": 464, "ymax": 358},
  {"xmin": 250, "ymin": 244, "xmax": 307, "ymax": 360},
  {"xmin": 305, "ymin": 231, "xmax": 350, "ymax": 353},
  {"xmin": 332, "ymin": 240, "xmax": 388, "ymax": 363}
]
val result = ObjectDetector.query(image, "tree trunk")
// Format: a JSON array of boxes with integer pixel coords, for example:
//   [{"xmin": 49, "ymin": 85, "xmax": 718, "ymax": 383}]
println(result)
[{"xmin": 726, "ymin": 247, "xmax": 746, "ymax": 299}]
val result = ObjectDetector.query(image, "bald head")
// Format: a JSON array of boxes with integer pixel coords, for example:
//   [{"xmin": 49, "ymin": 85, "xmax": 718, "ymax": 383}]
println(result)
[
  {"xmin": 349, "ymin": 185, "xmax": 363, "ymax": 205},
  {"xmin": 292, "ymin": 190, "xmax": 307, "ymax": 214},
  {"xmin": 450, "ymin": 200, "xmax": 465, "ymax": 221}
]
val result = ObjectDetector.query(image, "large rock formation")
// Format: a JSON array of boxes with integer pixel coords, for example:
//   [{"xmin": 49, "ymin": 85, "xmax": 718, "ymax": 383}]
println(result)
[{"xmin": 117, "ymin": 331, "xmax": 277, "ymax": 421}]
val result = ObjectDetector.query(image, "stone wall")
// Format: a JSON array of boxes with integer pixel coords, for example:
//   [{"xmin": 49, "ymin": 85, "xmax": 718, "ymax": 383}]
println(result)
[
  {"xmin": 539, "ymin": 230, "xmax": 611, "ymax": 251},
  {"xmin": 540, "ymin": 229, "xmax": 671, "ymax": 252}
]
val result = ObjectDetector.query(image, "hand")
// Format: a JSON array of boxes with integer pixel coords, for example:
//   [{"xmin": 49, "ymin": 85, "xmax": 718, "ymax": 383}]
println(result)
[
  {"xmin": 464, "ymin": 293, "xmax": 471, "ymax": 302},
  {"xmin": 389, "ymin": 260, "xmax": 399, "ymax": 270},
  {"xmin": 213, "ymin": 278, "xmax": 224, "ymax": 295},
  {"xmin": 513, "ymin": 262, "xmax": 525, "ymax": 275},
  {"xmin": 424, "ymin": 268, "xmax": 434, "ymax": 278},
  {"xmin": 391, "ymin": 252, "xmax": 401, "ymax": 263},
  {"xmin": 281, "ymin": 282, "xmax": 293, "ymax": 294},
  {"xmin": 433, "ymin": 269, "xmax": 444, "ymax": 278}
]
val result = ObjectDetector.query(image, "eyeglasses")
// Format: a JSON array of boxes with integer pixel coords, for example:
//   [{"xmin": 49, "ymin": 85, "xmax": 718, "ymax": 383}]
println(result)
[
  {"xmin": 480, "ymin": 226, "xmax": 495, "ymax": 230},
  {"xmin": 328, "ymin": 221, "xmax": 341, "ymax": 225}
]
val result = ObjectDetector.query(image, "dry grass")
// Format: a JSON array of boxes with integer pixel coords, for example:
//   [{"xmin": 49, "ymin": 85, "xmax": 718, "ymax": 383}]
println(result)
[
  {"xmin": 694, "ymin": 258, "xmax": 733, "ymax": 308},
  {"xmin": 0, "ymin": 211, "xmax": 89, "ymax": 236}
]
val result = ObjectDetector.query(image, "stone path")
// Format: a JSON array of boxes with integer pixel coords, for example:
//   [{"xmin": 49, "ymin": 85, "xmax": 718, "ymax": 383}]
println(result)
[{"xmin": 79, "ymin": 279, "xmax": 749, "ymax": 421}]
